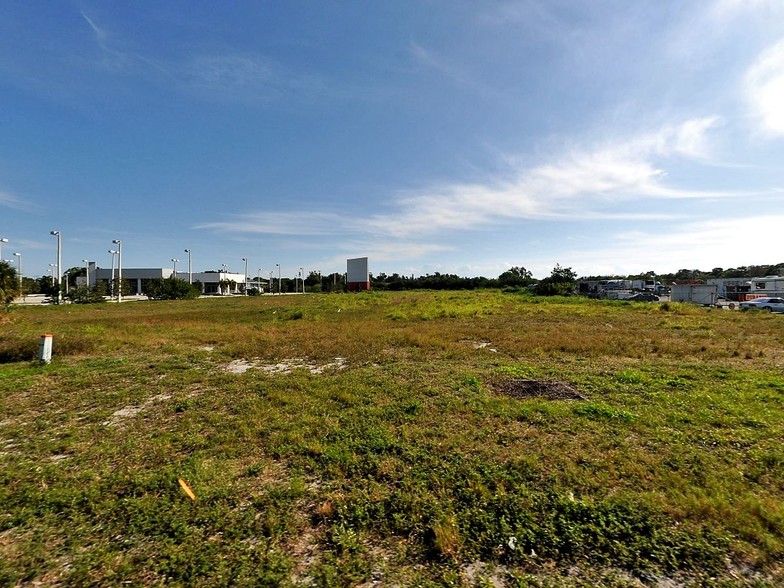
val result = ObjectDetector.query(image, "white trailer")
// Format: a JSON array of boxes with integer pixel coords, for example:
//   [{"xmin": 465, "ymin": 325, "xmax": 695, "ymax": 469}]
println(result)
[
  {"xmin": 747, "ymin": 276, "xmax": 784, "ymax": 299},
  {"xmin": 671, "ymin": 284, "xmax": 718, "ymax": 306}
]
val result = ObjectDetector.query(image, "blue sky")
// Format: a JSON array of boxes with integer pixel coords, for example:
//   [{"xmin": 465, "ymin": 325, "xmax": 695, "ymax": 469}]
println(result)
[{"xmin": 2, "ymin": 1, "xmax": 784, "ymax": 280}]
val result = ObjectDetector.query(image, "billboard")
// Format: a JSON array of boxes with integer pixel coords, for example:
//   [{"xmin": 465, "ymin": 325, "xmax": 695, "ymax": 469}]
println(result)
[{"xmin": 347, "ymin": 257, "xmax": 370, "ymax": 291}]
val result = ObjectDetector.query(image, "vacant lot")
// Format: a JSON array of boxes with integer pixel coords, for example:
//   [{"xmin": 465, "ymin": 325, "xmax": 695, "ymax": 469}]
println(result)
[{"xmin": 1, "ymin": 291, "xmax": 783, "ymax": 586}]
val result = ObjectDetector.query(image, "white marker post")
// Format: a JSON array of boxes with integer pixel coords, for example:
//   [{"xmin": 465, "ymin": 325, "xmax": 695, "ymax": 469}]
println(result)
[{"xmin": 38, "ymin": 334, "xmax": 53, "ymax": 364}]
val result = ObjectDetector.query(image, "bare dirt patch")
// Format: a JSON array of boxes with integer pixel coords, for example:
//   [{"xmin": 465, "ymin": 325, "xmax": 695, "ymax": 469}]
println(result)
[
  {"xmin": 460, "ymin": 339, "xmax": 498, "ymax": 352},
  {"xmin": 494, "ymin": 378, "xmax": 587, "ymax": 401},
  {"xmin": 104, "ymin": 393, "xmax": 172, "ymax": 427},
  {"xmin": 224, "ymin": 357, "xmax": 347, "ymax": 375}
]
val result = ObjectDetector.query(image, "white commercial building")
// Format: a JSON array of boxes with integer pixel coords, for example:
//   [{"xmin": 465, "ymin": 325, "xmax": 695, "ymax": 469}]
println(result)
[{"xmin": 90, "ymin": 263, "xmax": 257, "ymax": 296}]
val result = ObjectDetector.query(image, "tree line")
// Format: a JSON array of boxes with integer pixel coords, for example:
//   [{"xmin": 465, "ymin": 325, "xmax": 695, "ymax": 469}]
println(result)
[{"xmin": 4, "ymin": 260, "xmax": 784, "ymax": 307}]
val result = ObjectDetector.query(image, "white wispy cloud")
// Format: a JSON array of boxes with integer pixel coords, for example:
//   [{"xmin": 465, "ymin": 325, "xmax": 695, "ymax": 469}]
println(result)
[
  {"xmin": 81, "ymin": 12, "xmax": 108, "ymax": 45},
  {"xmin": 194, "ymin": 211, "xmax": 357, "ymax": 235},
  {"xmin": 0, "ymin": 189, "xmax": 34, "ymax": 212},
  {"xmin": 81, "ymin": 11, "xmax": 172, "ymax": 76},
  {"xmin": 196, "ymin": 117, "xmax": 763, "ymax": 248},
  {"xmin": 363, "ymin": 117, "xmax": 741, "ymax": 237},
  {"xmin": 551, "ymin": 215, "xmax": 784, "ymax": 276},
  {"xmin": 745, "ymin": 38, "xmax": 784, "ymax": 137},
  {"xmin": 711, "ymin": 0, "xmax": 784, "ymax": 21}
]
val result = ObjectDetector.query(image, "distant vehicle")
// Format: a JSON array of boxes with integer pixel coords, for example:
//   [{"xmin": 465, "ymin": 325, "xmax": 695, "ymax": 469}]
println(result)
[
  {"xmin": 715, "ymin": 296, "xmax": 736, "ymax": 309},
  {"xmin": 627, "ymin": 292, "xmax": 660, "ymax": 302},
  {"xmin": 739, "ymin": 297, "xmax": 784, "ymax": 312}
]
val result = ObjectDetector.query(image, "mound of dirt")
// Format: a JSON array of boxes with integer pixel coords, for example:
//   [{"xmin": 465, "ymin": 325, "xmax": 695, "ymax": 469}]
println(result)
[{"xmin": 494, "ymin": 378, "xmax": 587, "ymax": 401}]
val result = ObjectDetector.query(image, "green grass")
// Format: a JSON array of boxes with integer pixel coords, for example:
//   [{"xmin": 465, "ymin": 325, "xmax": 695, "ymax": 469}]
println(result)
[{"xmin": 1, "ymin": 291, "xmax": 783, "ymax": 586}]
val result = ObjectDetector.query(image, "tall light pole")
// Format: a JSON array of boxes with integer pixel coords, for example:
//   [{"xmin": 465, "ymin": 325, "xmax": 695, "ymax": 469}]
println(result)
[
  {"xmin": 49, "ymin": 263, "xmax": 56, "ymax": 291},
  {"xmin": 269, "ymin": 271, "xmax": 273, "ymax": 294},
  {"xmin": 0, "ymin": 237, "xmax": 7, "ymax": 261},
  {"xmin": 13, "ymin": 252, "xmax": 23, "ymax": 301},
  {"xmin": 108, "ymin": 250, "xmax": 117, "ymax": 297},
  {"xmin": 50, "ymin": 230, "xmax": 61, "ymax": 304},
  {"xmin": 184, "ymin": 249, "xmax": 192, "ymax": 284},
  {"xmin": 276, "ymin": 263, "xmax": 281, "ymax": 294},
  {"xmin": 171, "ymin": 258, "xmax": 179, "ymax": 279},
  {"xmin": 112, "ymin": 240, "xmax": 122, "ymax": 302},
  {"xmin": 242, "ymin": 257, "xmax": 248, "ymax": 295},
  {"xmin": 82, "ymin": 259, "xmax": 90, "ymax": 289},
  {"xmin": 300, "ymin": 267, "xmax": 304, "ymax": 293},
  {"xmin": 257, "ymin": 268, "xmax": 262, "ymax": 293}
]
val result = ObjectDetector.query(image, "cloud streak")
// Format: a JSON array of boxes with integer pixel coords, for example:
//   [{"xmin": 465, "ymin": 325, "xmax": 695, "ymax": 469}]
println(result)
[
  {"xmin": 196, "ymin": 117, "xmax": 772, "ymax": 248},
  {"xmin": 364, "ymin": 117, "xmax": 752, "ymax": 238},
  {"xmin": 0, "ymin": 190, "xmax": 35, "ymax": 212},
  {"xmin": 548, "ymin": 215, "xmax": 784, "ymax": 276},
  {"xmin": 746, "ymin": 38, "xmax": 784, "ymax": 137}
]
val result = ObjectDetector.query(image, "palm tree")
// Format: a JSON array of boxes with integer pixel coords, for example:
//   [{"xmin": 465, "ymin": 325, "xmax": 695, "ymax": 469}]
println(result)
[{"xmin": 0, "ymin": 260, "xmax": 20, "ymax": 310}]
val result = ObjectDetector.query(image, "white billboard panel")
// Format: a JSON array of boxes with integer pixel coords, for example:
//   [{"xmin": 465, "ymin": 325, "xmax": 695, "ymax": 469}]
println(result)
[{"xmin": 347, "ymin": 257, "xmax": 369, "ymax": 283}]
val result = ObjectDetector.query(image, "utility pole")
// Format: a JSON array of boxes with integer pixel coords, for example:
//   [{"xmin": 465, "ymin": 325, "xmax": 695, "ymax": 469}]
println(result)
[
  {"xmin": 112, "ymin": 239, "xmax": 122, "ymax": 302},
  {"xmin": 50, "ymin": 230, "xmax": 62, "ymax": 304}
]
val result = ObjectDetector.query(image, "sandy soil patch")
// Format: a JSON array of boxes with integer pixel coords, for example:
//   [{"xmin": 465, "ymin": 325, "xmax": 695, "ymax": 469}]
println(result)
[
  {"xmin": 104, "ymin": 393, "xmax": 172, "ymax": 427},
  {"xmin": 224, "ymin": 357, "xmax": 347, "ymax": 375}
]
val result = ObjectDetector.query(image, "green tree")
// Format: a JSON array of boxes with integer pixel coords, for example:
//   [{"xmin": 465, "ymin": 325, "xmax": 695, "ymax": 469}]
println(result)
[
  {"xmin": 66, "ymin": 284, "xmax": 107, "ymax": 304},
  {"xmin": 0, "ymin": 261, "xmax": 21, "ymax": 309},
  {"xmin": 143, "ymin": 277, "xmax": 200, "ymax": 300},
  {"xmin": 535, "ymin": 264, "xmax": 577, "ymax": 296},
  {"xmin": 498, "ymin": 266, "xmax": 534, "ymax": 287}
]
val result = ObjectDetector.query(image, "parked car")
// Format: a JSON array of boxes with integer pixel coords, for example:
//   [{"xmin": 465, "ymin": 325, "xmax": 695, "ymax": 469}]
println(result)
[
  {"xmin": 627, "ymin": 292, "xmax": 660, "ymax": 302},
  {"xmin": 715, "ymin": 296, "xmax": 737, "ymax": 309},
  {"xmin": 739, "ymin": 297, "xmax": 784, "ymax": 312}
]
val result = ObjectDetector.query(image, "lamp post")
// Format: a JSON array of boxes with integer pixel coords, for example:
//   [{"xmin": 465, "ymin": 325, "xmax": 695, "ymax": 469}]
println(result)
[
  {"xmin": 112, "ymin": 240, "xmax": 122, "ymax": 302},
  {"xmin": 242, "ymin": 257, "xmax": 248, "ymax": 295},
  {"xmin": 13, "ymin": 252, "xmax": 23, "ymax": 301},
  {"xmin": 108, "ymin": 250, "xmax": 117, "ymax": 297},
  {"xmin": 184, "ymin": 249, "xmax": 192, "ymax": 284},
  {"xmin": 269, "ymin": 271, "xmax": 273, "ymax": 294},
  {"xmin": 0, "ymin": 237, "xmax": 7, "ymax": 261},
  {"xmin": 49, "ymin": 263, "xmax": 56, "ymax": 291},
  {"xmin": 82, "ymin": 259, "xmax": 90, "ymax": 289},
  {"xmin": 50, "ymin": 230, "xmax": 61, "ymax": 304},
  {"xmin": 276, "ymin": 263, "xmax": 281, "ymax": 294},
  {"xmin": 257, "ymin": 268, "xmax": 262, "ymax": 293},
  {"xmin": 171, "ymin": 258, "xmax": 179, "ymax": 279},
  {"xmin": 300, "ymin": 267, "xmax": 304, "ymax": 293}
]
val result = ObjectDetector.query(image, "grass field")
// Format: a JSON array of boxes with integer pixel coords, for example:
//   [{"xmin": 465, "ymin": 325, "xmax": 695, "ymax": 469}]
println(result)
[{"xmin": 1, "ymin": 291, "xmax": 783, "ymax": 587}]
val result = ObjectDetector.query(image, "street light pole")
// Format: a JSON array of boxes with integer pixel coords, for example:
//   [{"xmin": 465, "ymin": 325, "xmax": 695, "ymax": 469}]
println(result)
[
  {"xmin": 0, "ymin": 237, "xmax": 7, "ymax": 261},
  {"xmin": 112, "ymin": 240, "xmax": 122, "ymax": 302},
  {"xmin": 300, "ymin": 267, "xmax": 304, "ymax": 293},
  {"xmin": 108, "ymin": 250, "xmax": 117, "ymax": 297},
  {"xmin": 184, "ymin": 249, "xmax": 192, "ymax": 284},
  {"xmin": 50, "ymin": 230, "xmax": 62, "ymax": 304},
  {"xmin": 171, "ymin": 258, "xmax": 179, "ymax": 279},
  {"xmin": 49, "ymin": 263, "xmax": 56, "ymax": 291},
  {"xmin": 276, "ymin": 263, "xmax": 281, "ymax": 294},
  {"xmin": 242, "ymin": 257, "xmax": 248, "ymax": 295},
  {"xmin": 13, "ymin": 252, "xmax": 23, "ymax": 301}
]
